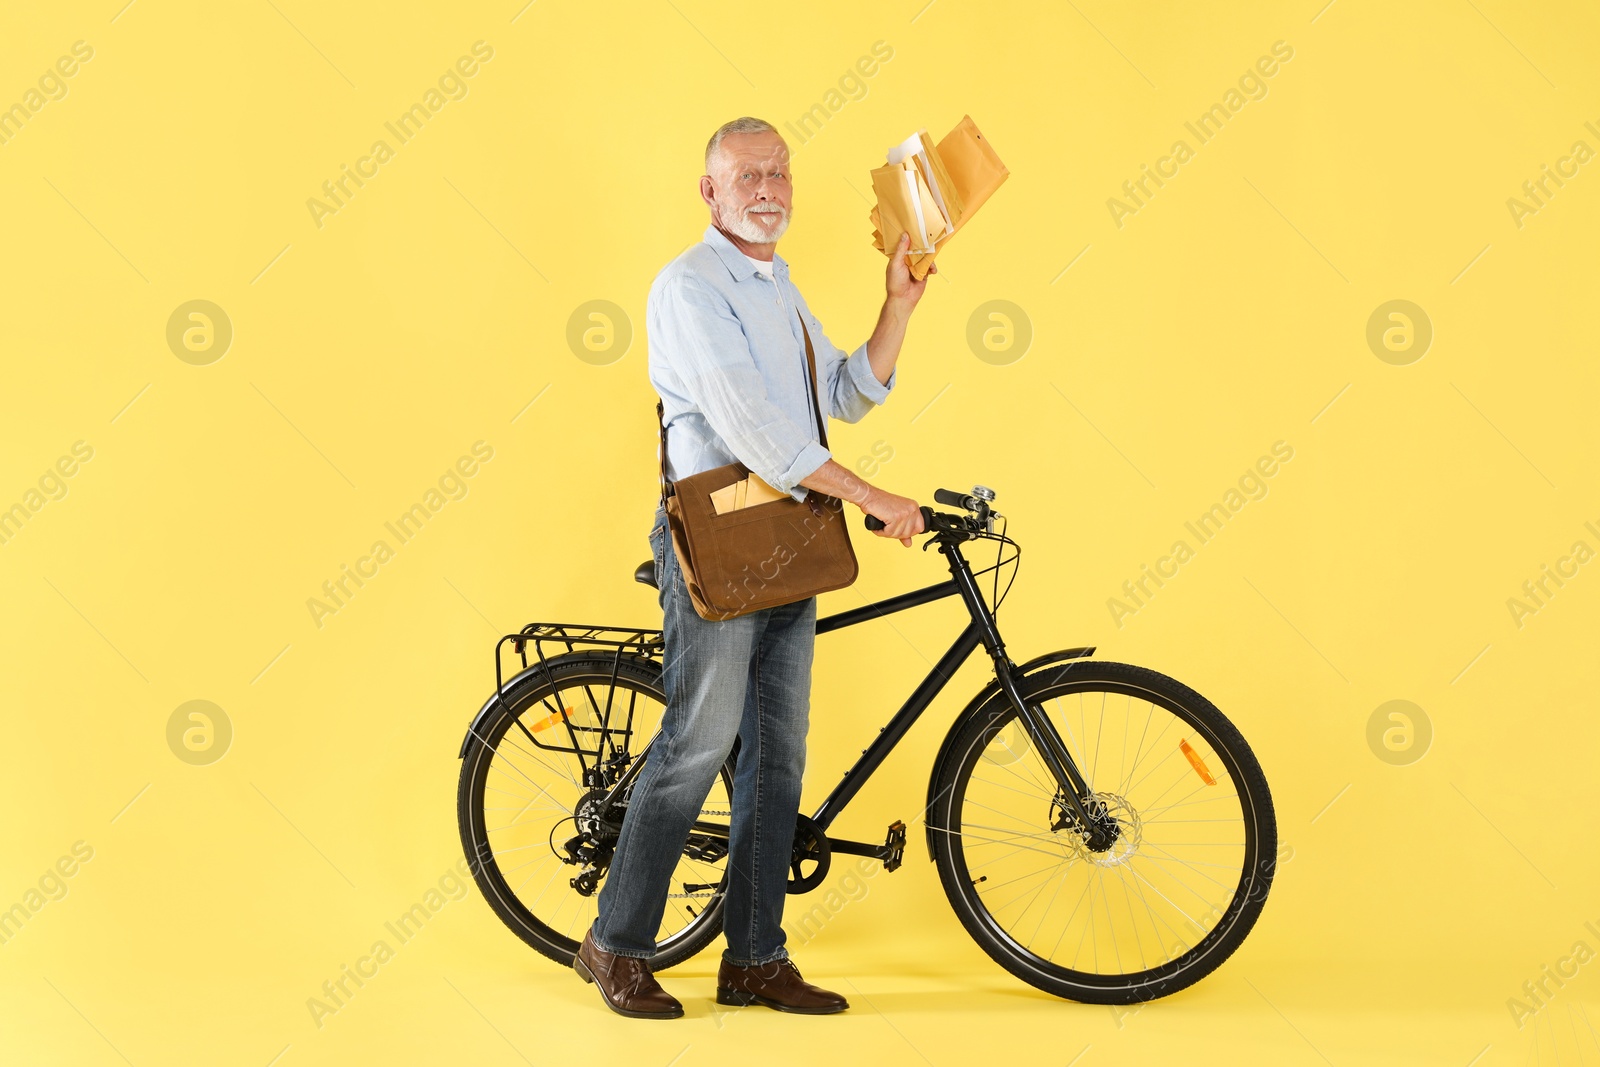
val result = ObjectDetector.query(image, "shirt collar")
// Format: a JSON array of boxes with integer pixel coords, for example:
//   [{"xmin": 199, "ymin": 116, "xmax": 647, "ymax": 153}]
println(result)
[{"xmin": 703, "ymin": 223, "xmax": 788, "ymax": 282}]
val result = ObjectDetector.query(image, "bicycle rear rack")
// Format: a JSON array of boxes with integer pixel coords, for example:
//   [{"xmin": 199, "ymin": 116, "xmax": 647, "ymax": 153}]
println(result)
[{"xmin": 494, "ymin": 623, "xmax": 664, "ymax": 762}]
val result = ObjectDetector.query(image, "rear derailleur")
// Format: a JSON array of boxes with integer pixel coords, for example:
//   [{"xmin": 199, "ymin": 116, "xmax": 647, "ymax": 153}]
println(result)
[{"xmin": 563, "ymin": 788, "xmax": 618, "ymax": 896}]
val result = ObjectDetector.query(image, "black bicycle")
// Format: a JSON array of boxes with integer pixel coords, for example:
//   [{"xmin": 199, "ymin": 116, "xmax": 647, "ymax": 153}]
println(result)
[{"xmin": 456, "ymin": 486, "xmax": 1277, "ymax": 1004}]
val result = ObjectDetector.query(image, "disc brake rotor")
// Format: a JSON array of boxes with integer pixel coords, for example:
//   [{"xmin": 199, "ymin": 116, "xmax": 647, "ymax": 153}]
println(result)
[{"xmin": 1052, "ymin": 791, "xmax": 1143, "ymax": 868}]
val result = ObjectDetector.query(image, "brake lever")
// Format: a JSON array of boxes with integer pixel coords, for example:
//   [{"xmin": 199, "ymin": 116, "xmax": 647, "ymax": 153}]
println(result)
[{"xmin": 866, "ymin": 504, "xmax": 996, "ymax": 546}]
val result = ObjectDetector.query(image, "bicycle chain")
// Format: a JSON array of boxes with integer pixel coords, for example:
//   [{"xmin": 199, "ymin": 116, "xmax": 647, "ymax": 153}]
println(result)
[{"xmin": 670, "ymin": 808, "xmax": 731, "ymax": 899}]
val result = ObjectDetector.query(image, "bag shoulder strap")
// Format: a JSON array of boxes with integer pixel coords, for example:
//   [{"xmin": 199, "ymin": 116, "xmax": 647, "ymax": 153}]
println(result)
[
  {"xmin": 796, "ymin": 307, "xmax": 829, "ymax": 450},
  {"xmin": 657, "ymin": 305, "xmax": 829, "ymax": 504},
  {"xmin": 657, "ymin": 397, "xmax": 672, "ymax": 503}
]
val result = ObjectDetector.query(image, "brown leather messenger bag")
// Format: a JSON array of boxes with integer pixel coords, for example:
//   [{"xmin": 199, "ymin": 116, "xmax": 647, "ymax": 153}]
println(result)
[{"xmin": 656, "ymin": 309, "xmax": 859, "ymax": 622}]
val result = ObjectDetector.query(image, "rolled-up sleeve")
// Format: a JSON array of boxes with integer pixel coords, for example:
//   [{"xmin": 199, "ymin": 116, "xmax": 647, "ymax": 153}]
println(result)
[
  {"xmin": 803, "ymin": 307, "xmax": 896, "ymax": 423},
  {"xmin": 659, "ymin": 274, "xmax": 831, "ymax": 502}
]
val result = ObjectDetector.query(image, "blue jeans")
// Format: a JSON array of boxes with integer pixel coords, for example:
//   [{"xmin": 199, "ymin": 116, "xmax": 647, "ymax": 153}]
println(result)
[{"xmin": 591, "ymin": 505, "xmax": 816, "ymax": 966}]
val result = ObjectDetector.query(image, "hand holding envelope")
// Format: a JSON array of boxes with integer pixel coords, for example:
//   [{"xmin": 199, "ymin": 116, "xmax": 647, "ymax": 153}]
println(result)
[{"xmin": 869, "ymin": 115, "xmax": 1009, "ymax": 281}]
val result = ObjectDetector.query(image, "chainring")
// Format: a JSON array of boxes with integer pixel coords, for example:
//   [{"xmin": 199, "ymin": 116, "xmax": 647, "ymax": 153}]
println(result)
[{"xmin": 786, "ymin": 813, "xmax": 832, "ymax": 893}]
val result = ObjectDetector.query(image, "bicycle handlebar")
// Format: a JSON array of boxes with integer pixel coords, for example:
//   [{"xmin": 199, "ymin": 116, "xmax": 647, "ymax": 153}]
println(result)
[{"xmin": 863, "ymin": 486, "xmax": 1000, "ymax": 540}]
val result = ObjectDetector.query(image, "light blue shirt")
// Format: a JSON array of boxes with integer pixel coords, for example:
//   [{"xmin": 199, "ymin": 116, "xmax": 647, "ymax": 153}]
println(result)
[{"xmin": 649, "ymin": 224, "xmax": 897, "ymax": 504}]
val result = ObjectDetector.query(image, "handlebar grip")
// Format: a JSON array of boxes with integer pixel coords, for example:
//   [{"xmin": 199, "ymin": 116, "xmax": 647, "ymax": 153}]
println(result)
[
  {"xmin": 863, "ymin": 506, "xmax": 935, "ymax": 534},
  {"xmin": 933, "ymin": 488, "xmax": 968, "ymax": 508}
]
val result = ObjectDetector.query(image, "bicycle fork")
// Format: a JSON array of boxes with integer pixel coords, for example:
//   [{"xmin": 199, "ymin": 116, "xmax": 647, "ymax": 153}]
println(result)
[{"xmin": 942, "ymin": 542, "xmax": 1119, "ymax": 852}]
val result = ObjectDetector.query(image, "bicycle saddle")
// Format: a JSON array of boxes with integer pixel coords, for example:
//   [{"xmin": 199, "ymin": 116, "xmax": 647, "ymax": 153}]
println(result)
[{"xmin": 634, "ymin": 559, "xmax": 658, "ymax": 590}]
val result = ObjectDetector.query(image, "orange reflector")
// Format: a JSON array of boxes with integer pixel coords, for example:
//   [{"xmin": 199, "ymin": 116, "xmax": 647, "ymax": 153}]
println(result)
[
  {"xmin": 530, "ymin": 706, "xmax": 573, "ymax": 734},
  {"xmin": 1180, "ymin": 739, "xmax": 1216, "ymax": 785}
]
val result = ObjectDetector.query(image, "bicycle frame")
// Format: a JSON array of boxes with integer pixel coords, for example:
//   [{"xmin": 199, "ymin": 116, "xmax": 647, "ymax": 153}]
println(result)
[{"xmin": 591, "ymin": 522, "xmax": 1111, "ymax": 862}]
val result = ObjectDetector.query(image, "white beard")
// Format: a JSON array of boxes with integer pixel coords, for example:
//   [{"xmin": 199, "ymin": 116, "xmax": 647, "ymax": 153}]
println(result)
[{"xmin": 721, "ymin": 201, "xmax": 791, "ymax": 244}]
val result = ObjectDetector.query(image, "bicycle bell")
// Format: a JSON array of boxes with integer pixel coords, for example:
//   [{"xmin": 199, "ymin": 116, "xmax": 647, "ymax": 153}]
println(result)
[{"xmin": 969, "ymin": 485, "xmax": 998, "ymax": 531}]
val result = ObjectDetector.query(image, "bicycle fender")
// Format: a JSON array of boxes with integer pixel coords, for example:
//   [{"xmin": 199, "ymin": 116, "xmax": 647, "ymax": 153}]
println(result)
[
  {"xmin": 922, "ymin": 646, "xmax": 1096, "ymax": 860},
  {"xmin": 458, "ymin": 684, "xmax": 518, "ymax": 759},
  {"xmin": 455, "ymin": 652, "xmax": 660, "ymax": 758}
]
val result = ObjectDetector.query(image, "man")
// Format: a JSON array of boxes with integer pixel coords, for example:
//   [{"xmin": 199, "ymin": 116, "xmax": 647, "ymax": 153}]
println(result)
[{"xmin": 575, "ymin": 116, "xmax": 931, "ymax": 1019}]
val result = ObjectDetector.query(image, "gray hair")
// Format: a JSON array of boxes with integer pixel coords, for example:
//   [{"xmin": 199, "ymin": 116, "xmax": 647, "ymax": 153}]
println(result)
[{"xmin": 704, "ymin": 116, "xmax": 780, "ymax": 174}]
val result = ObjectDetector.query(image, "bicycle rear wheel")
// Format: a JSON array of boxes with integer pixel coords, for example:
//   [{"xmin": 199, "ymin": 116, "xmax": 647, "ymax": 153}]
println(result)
[
  {"xmin": 457, "ymin": 654, "xmax": 730, "ymax": 969},
  {"xmin": 929, "ymin": 659, "xmax": 1276, "ymax": 1003}
]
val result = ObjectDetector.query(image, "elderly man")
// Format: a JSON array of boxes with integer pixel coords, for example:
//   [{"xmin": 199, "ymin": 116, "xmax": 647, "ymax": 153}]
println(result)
[{"xmin": 575, "ymin": 116, "xmax": 931, "ymax": 1019}]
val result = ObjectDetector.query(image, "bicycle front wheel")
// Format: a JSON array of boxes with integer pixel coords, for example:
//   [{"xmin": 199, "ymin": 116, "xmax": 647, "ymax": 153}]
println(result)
[{"xmin": 929, "ymin": 659, "xmax": 1277, "ymax": 1004}]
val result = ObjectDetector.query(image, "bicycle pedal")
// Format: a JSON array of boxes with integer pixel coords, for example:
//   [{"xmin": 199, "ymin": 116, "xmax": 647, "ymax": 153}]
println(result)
[{"xmin": 882, "ymin": 819, "xmax": 907, "ymax": 873}]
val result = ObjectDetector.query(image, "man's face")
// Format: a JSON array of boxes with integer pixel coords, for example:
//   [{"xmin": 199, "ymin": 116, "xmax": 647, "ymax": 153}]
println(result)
[{"xmin": 704, "ymin": 131, "xmax": 793, "ymax": 245}]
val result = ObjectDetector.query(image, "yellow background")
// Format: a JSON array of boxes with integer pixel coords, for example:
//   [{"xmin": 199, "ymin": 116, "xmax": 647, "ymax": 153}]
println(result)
[{"xmin": 2, "ymin": 0, "xmax": 1596, "ymax": 1063}]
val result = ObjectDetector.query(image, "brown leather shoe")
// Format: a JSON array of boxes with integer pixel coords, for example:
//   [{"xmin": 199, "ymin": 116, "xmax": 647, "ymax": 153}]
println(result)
[
  {"xmin": 716, "ymin": 957, "xmax": 848, "ymax": 1014},
  {"xmin": 574, "ymin": 929, "xmax": 683, "ymax": 1019}
]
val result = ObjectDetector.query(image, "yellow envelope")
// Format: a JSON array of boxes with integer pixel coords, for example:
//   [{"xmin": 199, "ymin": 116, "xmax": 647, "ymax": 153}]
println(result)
[
  {"xmin": 869, "ymin": 159, "xmax": 947, "ymax": 255},
  {"xmin": 936, "ymin": 115, "xmax": 1008, "ymax": 230},
  {"xmin": 867, "ymin": 115, "xmax": 1009, "ymax": 280},
  {"xmin": 709, "ymin": 471, "xmax": 790, "ymax": 515},
  {"xmin": 898, "ymin": 126, "xmax": 966, "ymax": 232}
]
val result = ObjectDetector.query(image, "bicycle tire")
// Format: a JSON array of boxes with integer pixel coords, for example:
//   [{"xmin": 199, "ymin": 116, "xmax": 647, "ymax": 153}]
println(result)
[
  {"xmin": 929, "ymin": 659, "xmax": 1276, "ymax": 1004},
  {"xmin": 457, "ymin": 655, "xmax": 729, "ymax": 970}
]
